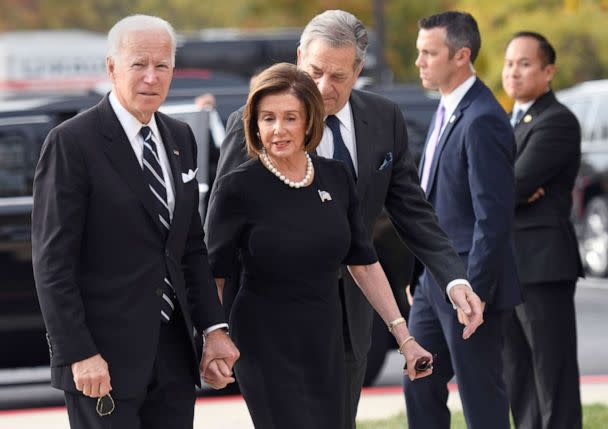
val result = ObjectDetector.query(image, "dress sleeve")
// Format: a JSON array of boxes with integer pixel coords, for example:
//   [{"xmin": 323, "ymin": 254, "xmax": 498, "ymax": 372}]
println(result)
[
  {"xmin": 205, "ymin": 174, "xmax": 246, "ymax": 278},
  {"xmin": 340, "ymin": 164, "xmax": 378, "ymax": 266}
]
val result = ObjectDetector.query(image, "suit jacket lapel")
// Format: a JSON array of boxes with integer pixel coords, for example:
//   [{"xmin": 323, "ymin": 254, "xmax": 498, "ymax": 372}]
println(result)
[
  {"xmin": 156, "ymin": 113, "xmax": 185, "ymax": 238},
  {"xmin": 424, "ymin": 79, "xmax": 482, "ymax": 196},
  {"xmin": 514, "ymin": 90, "xmax": 555, "ymax": 157},
  {"xmin": 350, "ymin": 91, "xmax": 373, "ymax": 196},
  {"xmin": 97, "ymin": 96, "xmax": 167, "ymax": 236}
]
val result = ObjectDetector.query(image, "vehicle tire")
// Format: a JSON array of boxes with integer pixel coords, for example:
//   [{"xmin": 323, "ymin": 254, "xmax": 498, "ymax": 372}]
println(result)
[
  {"xmin": 581, "ymin": 196, "xmax": 608, "ymax": 277},
  {"xmin": 364, "ymin": 313, "xmax": 392, "ymax": 386}
]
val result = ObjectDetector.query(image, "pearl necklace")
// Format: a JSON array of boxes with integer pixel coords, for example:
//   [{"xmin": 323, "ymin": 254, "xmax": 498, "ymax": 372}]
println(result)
[{"xmin": 260, "ymin": 151, "xmax": 313, "ymax": 188}]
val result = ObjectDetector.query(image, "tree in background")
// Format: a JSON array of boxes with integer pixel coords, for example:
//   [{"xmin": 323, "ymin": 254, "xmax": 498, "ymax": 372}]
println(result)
[{"xmin": 1, "ymin": 0, "xmax": 607, "ymax": 94}]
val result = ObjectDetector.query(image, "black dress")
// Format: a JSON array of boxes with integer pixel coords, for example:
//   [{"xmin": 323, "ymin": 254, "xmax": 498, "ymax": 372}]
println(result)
[{"xmin": 206, "ymin": 155, "xmax": 377, "ymax": 428}]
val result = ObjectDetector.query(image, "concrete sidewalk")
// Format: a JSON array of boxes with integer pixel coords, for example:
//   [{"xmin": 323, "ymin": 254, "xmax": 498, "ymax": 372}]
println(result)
[{"xmin": 1, "ymin": 376, "xmax": 607, "ymax": 428}]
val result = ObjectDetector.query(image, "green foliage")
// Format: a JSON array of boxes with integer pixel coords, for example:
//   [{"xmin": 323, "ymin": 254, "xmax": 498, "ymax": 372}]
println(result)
[
  {"xmin": 2, "ymin": 0, "xmax": 607, "ymax": 92},
  {"xmin": 357, "ymin": 403, "xmax": 608, "ymax": 429},
  {"xmin": 457, "ymin": 0, "xmax": 608, "ymax": 96}
]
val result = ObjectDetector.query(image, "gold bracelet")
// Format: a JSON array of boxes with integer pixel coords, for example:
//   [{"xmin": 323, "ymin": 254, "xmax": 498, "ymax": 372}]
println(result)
[
  {"xmin": 387, "ymin": 317, "xmax": 406, "ymax": 333},
  {"xmin": 398, "ymin": 336, "xmax": 415, "ymax": 354}
]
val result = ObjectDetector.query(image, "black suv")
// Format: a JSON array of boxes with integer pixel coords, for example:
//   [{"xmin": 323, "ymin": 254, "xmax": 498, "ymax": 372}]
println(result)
[{"xmin": 557, "ymin": 80, "xmax": 608, "ymax": 277}]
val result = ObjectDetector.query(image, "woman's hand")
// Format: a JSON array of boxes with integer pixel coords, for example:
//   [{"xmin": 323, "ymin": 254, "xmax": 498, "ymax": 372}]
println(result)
[{"xmin": 401, "ymin": 339, "xmax": 434, "ymax": 381}]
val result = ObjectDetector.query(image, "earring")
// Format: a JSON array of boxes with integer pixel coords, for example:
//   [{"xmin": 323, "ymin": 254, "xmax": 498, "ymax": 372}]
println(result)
[{"xmin": 256, "ymin": 131, "xmax": 261, "ymax": 138}]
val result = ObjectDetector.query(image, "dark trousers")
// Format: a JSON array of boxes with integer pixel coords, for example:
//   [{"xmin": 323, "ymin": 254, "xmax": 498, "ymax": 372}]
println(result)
[
  {"xmin": 64, "ymin": 312, "xmax": 196, "ymax": 429},
  {"xmin": 339, "ymin": 280, "xmax": 367, "ymax": 429},
  {"xmin": 343, "ymin": 334, "xmax": 367, "ymax": 429},
  {"xmin": 503, "ymin": 281, "xmax": 582, "ymax": 429},
  {"xmin": 404, "ymin": 281, "xmax": 510, "ymax": 429}
]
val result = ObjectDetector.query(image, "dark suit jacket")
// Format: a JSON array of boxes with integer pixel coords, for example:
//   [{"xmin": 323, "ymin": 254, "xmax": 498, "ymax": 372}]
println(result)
[
  {"xmin": 32, "ymin": 95, "xmax": 225, "ymax": 398},
  {"xmin": 420, "ymin": 79, "xmax": 521, "ymax": 309},
  {"xmin": 210, "ymin": 89, "xmax": 466, "ymax": 361},
  {"xmin": 513, "ymin": 90, "xmax": 584, "ymax": 283}
]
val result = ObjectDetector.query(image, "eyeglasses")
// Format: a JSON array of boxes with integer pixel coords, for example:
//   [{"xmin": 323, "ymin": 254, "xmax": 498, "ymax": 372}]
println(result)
[{"xmin": 96, "ymin": 393, "xmax": 115, "ymax": 416}]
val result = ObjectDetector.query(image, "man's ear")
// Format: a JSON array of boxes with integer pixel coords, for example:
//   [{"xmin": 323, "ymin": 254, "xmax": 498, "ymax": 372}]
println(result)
[
  {"xmin": 106, "ymin": 57, "xmax": 115, "ymax": 81},
  {"xmin": 455, "ymin": 47, "xmax": 471, "ymax": 67},
  {"xmin": 543, "ymin": 63, "xmax": 556, "ymax": 85},
  {"xmin": 354, "ymin": 60, "xmax": 364, "ymax": 80},
  {"xmin": 296, "ymin": 47, "xmax": 303, "ymax": 67}
]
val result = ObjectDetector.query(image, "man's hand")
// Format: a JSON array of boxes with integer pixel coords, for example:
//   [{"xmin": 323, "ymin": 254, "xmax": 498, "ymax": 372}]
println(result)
[
  {"xmin": 200, "ymin": 330, "xmax": 240, "ymax": 390},
  {"xmin": 71, "ymin": 353, "xmax": 112, "ymax": 398},
  {"xmin": 527, "ymin": 187, "xmax": 545, "ymax": 203},
  {"xmin": 405, "ymin": 285, "xmax": 414, "ymax": 306},
  {"xmin": 448, "ymin": 284, "xmax": 485, "ymax": 339}
]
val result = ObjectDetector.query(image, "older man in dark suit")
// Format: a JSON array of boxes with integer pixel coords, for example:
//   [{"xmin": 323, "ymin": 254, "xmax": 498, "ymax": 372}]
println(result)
[
  {"xmin": 502, "ymin": 31, "xmax": 584, "ymax": 429},
  {"xmin": 210, "ymin": 9, "xmax": 485, "ymax": 428},
  {"xmin": 405, "ymin": 12, "xmax": 522, "ymax": 429},
  {"xmin": 32, "ymin": 15, "xmax": 238, "ymax": 429}
]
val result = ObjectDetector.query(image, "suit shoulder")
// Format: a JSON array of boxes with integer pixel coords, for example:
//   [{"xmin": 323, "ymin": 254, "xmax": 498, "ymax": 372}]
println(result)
[
  {"xmin": 352, "ymin": 89, "xmax": 400, "ymax": 111},
  {"xmin": 215, "ymin": 157, "xmax": 259, "ymax": 187}
]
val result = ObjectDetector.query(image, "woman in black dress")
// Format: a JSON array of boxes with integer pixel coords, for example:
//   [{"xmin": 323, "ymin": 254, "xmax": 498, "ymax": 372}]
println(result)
[{"xmin": 205, "ymin": 63, "xmax": 433, "ymax": 428}]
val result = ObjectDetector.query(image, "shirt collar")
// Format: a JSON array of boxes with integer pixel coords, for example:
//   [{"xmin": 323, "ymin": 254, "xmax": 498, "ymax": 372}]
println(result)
[
  {"xmin": 109, "ymin": 91, "xmax": 161, "ymax": 142},
  {"xmin": 441, "ymin": 75, "xmax": 477, "ymax": 116},
  {"xmin": 513, "ymin": 99, "xmax": 535, "ymax": 116}
]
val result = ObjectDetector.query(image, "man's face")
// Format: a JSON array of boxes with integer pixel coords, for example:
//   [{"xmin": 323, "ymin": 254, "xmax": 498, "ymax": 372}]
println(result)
[
  {"xmin": 107, "ymin": 29, "xmax": 173, "ymax": 124},
  {"xmin": 502, "ymin": 36, "xmax": 555, "ymax": 104},
  {"xmin": 297, "ymin": 39, "xmax": 362, "ymax": 116},
  {"xmin": 415, "ymin": 27, "xmax": 460, "ymax": 94}
]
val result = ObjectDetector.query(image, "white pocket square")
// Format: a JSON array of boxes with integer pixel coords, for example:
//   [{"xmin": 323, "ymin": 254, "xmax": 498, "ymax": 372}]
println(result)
[{"xmin": 181, "ymin": 168, "xmax": 198, "ymax": 183}]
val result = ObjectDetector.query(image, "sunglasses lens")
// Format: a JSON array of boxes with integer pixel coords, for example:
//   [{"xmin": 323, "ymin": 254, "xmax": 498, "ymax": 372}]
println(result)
[{"xmin": 96, "ymin": 395, "xmax": 114, "ymax": 416}]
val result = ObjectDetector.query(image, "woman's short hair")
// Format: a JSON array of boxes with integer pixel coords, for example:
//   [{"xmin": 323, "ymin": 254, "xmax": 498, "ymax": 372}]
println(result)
[{"xmin": 243, "ymin": 63, "xmax": 325, "ymax": 158}]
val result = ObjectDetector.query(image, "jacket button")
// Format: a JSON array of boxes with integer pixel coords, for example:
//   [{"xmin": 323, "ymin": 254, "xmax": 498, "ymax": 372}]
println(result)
[{"xmin": 156, "ymin": 288, "xmax": 163, "ymax": 297}]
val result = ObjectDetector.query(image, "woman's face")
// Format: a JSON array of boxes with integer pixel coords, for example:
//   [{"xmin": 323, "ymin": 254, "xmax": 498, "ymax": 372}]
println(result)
[{"xmin": 256, "ymin": 92, "xmax": 307, "ymax": 161}]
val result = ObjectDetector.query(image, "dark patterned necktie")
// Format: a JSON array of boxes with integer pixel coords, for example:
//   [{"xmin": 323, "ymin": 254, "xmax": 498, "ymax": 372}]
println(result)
[
  {"xmin": 140, "ymin": 126, "xmax": 175, "ymax": 322},
  {"xmin": 326, "ymin": 115, "xmax": 356, "ymax": 180}
]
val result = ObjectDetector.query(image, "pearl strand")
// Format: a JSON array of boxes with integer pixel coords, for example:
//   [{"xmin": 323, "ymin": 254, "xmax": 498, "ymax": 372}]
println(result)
[{"xmin": 260, "ymin": 150, "xmax": 313, "ymax": 188}]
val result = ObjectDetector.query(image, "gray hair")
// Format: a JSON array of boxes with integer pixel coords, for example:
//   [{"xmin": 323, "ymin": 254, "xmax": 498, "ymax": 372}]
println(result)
[
  {"xmin": 299, "ymin": 10, "xmax": 368, "ymax": 69},
  {"xmin": 107, "ymin": 14, "xmax": 176, "ymax": 66}
]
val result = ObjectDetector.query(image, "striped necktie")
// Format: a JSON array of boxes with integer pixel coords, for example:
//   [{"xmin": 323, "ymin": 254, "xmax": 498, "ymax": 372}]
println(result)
[{"xmin": 140, "ymin": 126, "xmax": 175, "ymax": 322}]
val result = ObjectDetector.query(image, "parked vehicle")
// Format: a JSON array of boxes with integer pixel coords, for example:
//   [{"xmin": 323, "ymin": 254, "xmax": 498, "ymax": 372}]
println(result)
[
  {"xmin": 557, "ymin": 80, "xmax": 608, "ymax": 277},
  {"xmin": 0, "ymin": 83, "xmax": 437, "ymax": 387}
]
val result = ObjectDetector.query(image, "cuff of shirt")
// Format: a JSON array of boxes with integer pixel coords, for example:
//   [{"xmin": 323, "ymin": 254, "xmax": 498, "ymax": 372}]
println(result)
[
  {"xmin": 203, "ymin": 323, "xmax": 229, "ymax": 337},
  {"xmin": 446, "ymin": 279, "xmax": 472, "ymax": 309}
]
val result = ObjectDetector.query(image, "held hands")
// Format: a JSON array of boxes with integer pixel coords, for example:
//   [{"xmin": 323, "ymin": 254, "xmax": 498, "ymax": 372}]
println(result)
[
  {"xmin": 200, "ymin": 329, "xmax": 240, "ymax": 390},
  {"xmin": 71, "ymin": 353, "xmax": 112, "ymax": 398},
  {"xmin": 448, "ymin": 284, "xmax": 485, "ymax": 339}
]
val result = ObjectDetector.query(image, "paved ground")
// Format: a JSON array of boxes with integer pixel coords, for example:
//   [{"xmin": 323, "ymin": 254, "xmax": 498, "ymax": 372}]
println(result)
[{"xmin": 1, "ymin": 376, "xmax": 607, "ymax": 428}]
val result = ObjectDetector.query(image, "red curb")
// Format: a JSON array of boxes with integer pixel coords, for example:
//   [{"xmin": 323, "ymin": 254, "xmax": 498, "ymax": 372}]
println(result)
[{"xmin": 2, "ymin": 374, "xmax": 607, "ymax": 416}]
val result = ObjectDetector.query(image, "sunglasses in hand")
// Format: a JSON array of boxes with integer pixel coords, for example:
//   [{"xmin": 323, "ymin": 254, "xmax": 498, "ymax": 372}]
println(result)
[
  {"xmin": 404, "ymin": 354, "xmax": 437, "ymax": 373},
  {"xmin": 96, "ymin": 393, "xmax": 115, "ymax": 416}
]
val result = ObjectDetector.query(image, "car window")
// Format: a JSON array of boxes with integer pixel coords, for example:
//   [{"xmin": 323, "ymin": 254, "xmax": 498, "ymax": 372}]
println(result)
[
  {"xmin": 0, "ymin": 132, "xmax": 30, "ymax": 197},
  {"xmin": 0, "ymin": 117, "xmax": 52, "ymax": 198}
]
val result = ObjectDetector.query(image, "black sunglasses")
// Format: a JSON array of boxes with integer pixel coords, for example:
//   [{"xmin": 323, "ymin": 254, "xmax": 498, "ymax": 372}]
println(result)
[
  {"xmin": 96, "ymin": 393, "xmax": 115, "ymax": 416},
  {"xmin": 404, "ymin": 354, "xmax": 437, "ymax": 373}
]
